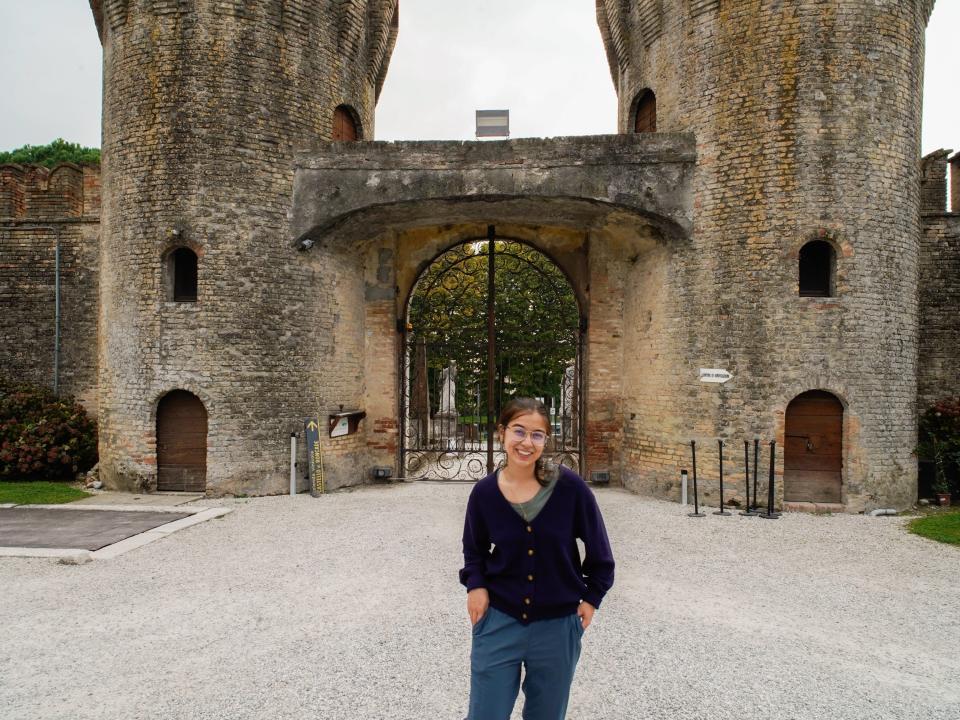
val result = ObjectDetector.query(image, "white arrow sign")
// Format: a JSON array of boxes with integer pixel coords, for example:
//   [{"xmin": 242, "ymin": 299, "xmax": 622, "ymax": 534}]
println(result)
[{"xmin": 699, "ymin": 368, "xmax": 733, "ymax": 384}]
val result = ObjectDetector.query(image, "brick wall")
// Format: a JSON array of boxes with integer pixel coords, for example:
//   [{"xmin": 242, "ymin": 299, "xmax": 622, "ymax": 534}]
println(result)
[
  {"xmin": 919, "ymin": 154, "xmax": 960, "ymax": 410},
  {"xmin": 601, "ymin": 0, "xmax": 931, "ymax": 510},
  {"xmin": 921, "ymin": 150, "xmax": 951, "ymax": 214},
  {"xmin": 0, "ymin": 164, "xmax": 100, "ymax": 410},
  {"xmin": 93, "ymin": 0, "xmax": 398, "ymax": 493}
]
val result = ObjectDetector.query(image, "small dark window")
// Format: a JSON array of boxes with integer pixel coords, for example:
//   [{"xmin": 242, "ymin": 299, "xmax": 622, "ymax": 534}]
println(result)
[
  {"xmin": 171, "ymin": 247, "xmax": 198, "ymax": 302},
  {"xmin": 634, "ymin": 90, "xmax": 657, "ymax": 133},
  {"xmin": 332, "ymin": 105, "xmax": 360, "ymax": 141},
  {"xmin": 798, "ymin": 240, "xmax": 835, "ymax": 297}
]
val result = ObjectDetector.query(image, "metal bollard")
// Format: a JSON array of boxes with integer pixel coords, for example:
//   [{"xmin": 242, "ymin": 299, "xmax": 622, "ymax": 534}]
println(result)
[
  {"xmin": 714, "ymin": 439, "xmax": 731, "ymax": 516},
  {"xmin": 289, "ymin": 433, "xmax": 297, "ymax": 496},
  {"xmin": 760, "ymin": 440, "xmax": 781, "ymax": 519},
  {"xmin": 689, "ymin": 440, "xmax": 705, "ymax": 518},
  {"xmin": 740, "ymin": 440, "xmax": 759, "ymax": 516}
]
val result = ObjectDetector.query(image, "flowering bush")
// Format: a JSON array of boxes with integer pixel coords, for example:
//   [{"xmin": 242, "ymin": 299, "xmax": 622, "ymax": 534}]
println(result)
[
  {"xmin": 0, "ymin": 377, "xmax": 97, "ymax": 481},
  {"xmin": 917, "ymin": 398, "xmax": 960, "ymax": 495}
]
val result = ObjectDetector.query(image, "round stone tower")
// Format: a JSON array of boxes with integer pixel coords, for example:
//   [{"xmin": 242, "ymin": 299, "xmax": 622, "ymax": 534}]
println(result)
[
  {"xmin": 90, "ymin": 0, "xmax": 398, "ymax": 492},
  {"xmin": 598, "ymin": 0, "xmax": 936, "ymax": 509}
]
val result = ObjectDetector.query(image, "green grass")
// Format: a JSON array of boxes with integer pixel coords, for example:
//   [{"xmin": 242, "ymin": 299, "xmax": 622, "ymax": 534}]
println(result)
[
  {"xmin": 0, "ymin": 482, "xmax": 91, "ymax": 505},
  {"xmin": 908, "ymin": 511, "xmax": 960, "ymax": 546}
]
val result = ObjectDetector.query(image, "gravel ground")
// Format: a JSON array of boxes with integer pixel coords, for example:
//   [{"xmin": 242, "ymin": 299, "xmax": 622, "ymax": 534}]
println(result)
[{"xmin": 1, "ymin": 482, "xmax": 957, "ymax": 720}]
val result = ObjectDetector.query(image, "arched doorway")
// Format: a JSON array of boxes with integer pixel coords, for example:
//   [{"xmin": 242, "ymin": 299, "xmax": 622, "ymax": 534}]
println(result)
[
  {"xmin": 400, "ymin": 228, "xmax": 583, "ymax": 480},
  {"xmin": 784, "ymin": 390, "xmax": 843, "ymax": 503},
  {"xmin": 332, "ymin": 105, "xmax": 360, "ymax": 141},
  {"xmin": 156, "ymin": 390, "xmax": 208, "ymax": 492}
]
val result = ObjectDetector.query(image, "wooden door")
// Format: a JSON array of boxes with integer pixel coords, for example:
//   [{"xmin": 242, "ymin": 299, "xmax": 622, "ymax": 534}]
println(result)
[
  {"xmin": 332, "ymin": 107, "xmax": 358, "ymax": 141},
  {"xmin": 634, "ymin": 91, "xmax": 657, "ymax": 133},
  {"xmin": 784, "ymin": 391, "xmax": 843, "ymax": 503},
  {"xmin": 157, "ymin": 390, "xmax": 207, "ymax": 492}
]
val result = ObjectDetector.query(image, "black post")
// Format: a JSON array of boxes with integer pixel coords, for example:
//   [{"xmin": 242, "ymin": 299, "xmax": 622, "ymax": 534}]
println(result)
[
  {"xmin": 760, "ymin": 440, "xmax": 781, "ymax": 519},
  {"xmin": 689, "ymin": 440, "xmax": 705, "ymax": 518},
  {"xmin": 741, "ymin": 440, "xmax": 758, "ymax": 516},
  {"xmin": 752, "ymin": 438, "xmax": 759, "ymax": 511},
  {"xmin": 485, "ymin": 225, "xmax": 496, "ymax": 474},
  {"xmin": 714, "ymin": 439, "xmax": 731, "ymax": 515}
]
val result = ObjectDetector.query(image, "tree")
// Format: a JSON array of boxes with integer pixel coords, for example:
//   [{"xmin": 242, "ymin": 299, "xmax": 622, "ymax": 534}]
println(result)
[
  {"xmin": 406, "ymin": 240, "xmax": 580, "ymax": 420},
  {"xmin": 0, "ymin": 139, "xmax": 100, "ymax": 167}
]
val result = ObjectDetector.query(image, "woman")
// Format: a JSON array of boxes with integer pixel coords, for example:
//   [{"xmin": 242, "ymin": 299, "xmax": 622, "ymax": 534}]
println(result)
[{"xmin": 460, "ymin": 397, "xmax": 615, "ymax": 720}]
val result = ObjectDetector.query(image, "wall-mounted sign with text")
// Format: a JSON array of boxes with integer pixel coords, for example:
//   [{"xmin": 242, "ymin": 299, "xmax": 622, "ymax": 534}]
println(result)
[
  {"xmin": 699, "ymin": 368, "xmax": 733, "ymax": 384},
  {"xmin": 303, "ymin": 418, "xmax": 324, "ymax": 495}
]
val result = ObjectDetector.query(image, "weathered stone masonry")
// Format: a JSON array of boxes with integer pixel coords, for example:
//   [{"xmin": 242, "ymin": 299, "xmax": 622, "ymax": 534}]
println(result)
[
  {"xmin": 0, "ymin": 164, "xmax": 100, "ymax": 409},
  {"xmin": 90, "ymin": 0, "xmax": 398, "ymax": 493},
  {"xmin": 1, "ymin": 0, "xmax": 953, "ymax": 510},
  {"xmin": 919, "ymin": 150, "xmax": 960, "ymax": 411},
  {"xmin": 598, "ymin": 0, "xmax": 939, "ymax": 510}
]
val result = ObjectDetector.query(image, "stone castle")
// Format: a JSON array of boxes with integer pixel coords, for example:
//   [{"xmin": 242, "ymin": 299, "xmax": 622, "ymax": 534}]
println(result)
[{"xmin": 1, "ymin": 0, "xmax": 957, "ymax": 511}]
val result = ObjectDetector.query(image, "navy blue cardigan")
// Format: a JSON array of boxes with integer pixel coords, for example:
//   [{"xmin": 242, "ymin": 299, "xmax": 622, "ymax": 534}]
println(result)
[{"xmin": 460, "ymin": 466, "xmax": 615, "ymax": 624}]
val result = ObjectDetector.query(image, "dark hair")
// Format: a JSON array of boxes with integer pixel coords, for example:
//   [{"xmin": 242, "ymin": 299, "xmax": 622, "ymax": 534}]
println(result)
[{"xmin": 498, "ymin": 397, "xmax": 552, "ymax": 486}]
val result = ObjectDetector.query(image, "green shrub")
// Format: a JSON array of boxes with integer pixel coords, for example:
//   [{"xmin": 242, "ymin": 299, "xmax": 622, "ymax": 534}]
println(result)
[
  {"xmin": 917, "ymin": 398, "xmax": 960, "ymax": 496},
  {"xmin": 0, "ymin": 378, "xmax": 97, "ymax": 481}
]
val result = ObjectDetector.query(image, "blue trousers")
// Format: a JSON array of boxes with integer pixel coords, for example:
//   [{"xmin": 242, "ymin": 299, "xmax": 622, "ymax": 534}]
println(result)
[{"xmin": 468, "ymin": 607, "xmax": 584, "ymax": 720}]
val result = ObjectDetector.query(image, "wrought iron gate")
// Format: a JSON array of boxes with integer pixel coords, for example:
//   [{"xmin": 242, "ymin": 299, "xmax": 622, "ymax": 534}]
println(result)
[{"xmin": 399, "ymin": 228, "xmax": 583, "ymax": 481}]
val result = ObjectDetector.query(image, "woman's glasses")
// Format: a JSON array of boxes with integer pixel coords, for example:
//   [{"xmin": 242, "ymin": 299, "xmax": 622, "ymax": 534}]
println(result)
[{"xmin": 507, "ymin": 425, "xmax": 548, "ymax": 446}]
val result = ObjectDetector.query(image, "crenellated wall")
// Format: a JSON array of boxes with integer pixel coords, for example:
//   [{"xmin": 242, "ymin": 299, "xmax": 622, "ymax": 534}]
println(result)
[
  {"xmin": 919, "ymin": 150, "xmax": 960, "ymax": 410},
  {"xmin": 0, "ymin": 164, "xmax": 101, "ymax": 410}
]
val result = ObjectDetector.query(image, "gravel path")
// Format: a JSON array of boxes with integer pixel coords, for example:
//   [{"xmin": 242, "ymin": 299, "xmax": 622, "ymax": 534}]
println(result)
[{"xmin": 1, "ymin": 483, "xmax": 957, "ymax": 720}]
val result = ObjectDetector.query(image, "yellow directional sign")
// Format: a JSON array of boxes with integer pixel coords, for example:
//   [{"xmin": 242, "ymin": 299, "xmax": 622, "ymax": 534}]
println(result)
[{"xmin": 303, "ymin": 418, "xmax": 324, "ymax": 495}]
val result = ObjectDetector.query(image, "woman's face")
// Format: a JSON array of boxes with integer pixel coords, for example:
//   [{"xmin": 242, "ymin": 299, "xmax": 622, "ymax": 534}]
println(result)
[{"xmin": 501, "ymin": 411, "xmax": 549, "ymax": 472}]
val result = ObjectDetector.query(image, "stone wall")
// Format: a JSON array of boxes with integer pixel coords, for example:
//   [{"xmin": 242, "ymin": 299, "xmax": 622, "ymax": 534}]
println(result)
[
  {"xmin": 919, "ymin": 150, "xmax": 960, "ymax": 410},
  {"xmin": 92, "ymin": 0, "xmax": 398, "ymax": 493},
  {"xmin": 600, "ymin": 0, "xmax": 932, "ymax": 510},
  {"xmin": 0, "ymin": 164, "xmax": 100, "ymax": 409},
  {"xmin": 292, "ymin": 135, "xmax": 696, "ymax": 486}
]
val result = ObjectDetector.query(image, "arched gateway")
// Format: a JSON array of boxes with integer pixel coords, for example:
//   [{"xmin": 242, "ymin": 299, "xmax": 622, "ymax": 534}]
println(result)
[
  {"xmin": 401, "ymin": 230, "xmax": 583, "ymax": 480},
  {"xmin": 290, "ymin": 135, "xmax": 695, "ymax": 490}
]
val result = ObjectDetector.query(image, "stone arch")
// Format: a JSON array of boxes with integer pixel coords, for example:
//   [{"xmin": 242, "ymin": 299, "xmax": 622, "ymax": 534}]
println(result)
[
  {"xmin": 155, "ymin": 389, "xmax": 208, "ymax": 492},
  {"xmin": 783, "ymin": 390, "xmax": 844, "ymax": 504},
  {"xmin": 404, "ymin": 232, "xmax": 587, "ymax": 321},
  {"xmin": 399, "ymin": 231, "xmax": 585, "ymax": 480}
]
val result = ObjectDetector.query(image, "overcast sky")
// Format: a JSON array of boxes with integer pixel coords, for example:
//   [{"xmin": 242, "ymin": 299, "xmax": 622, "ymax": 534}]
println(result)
[{"xmin": 0, "ymin": 1, "xmax": 956, "ymax": 155}]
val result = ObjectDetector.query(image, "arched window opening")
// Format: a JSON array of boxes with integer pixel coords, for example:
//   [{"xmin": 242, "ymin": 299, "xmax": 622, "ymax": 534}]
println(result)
[
  {"xmin": 332, "ymin": 105, "xmax": 361, "ymax": 141},
  {"xmin": 798, "ymin": 240, "xmax": 835, "ymax": 297},
  {"xmin": 167, "ymin": 247, "xmax": 198, "ymax": 302},
  {"xmin": 156, "ymin": 390, "xmax": 208, "ymax": 492},
  {"xmin": 634, "ymin": 90, "xmax": 657, "ymax": 133},
  {"xmin": 784, "ymin": 390, "xmax": 843, "ymax": 504}
]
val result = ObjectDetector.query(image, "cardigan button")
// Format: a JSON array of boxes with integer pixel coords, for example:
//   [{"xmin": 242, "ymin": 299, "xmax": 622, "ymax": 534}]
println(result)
[
  {"xmin": 527, "ymin": 549, "xmax": 534, "ymax": 556},
  {"xmin": 522, "ymin": 613, "xmax": 528, "ymax": 620},
  {"xmin": 527, "ymin": 574, "xmax": 534, "ymax": 582},
  {"xmin": 526, "ymin": 525, "xmax": 532, "ymax": 533},
  {"xmin": 524, "ymin": 597, "xmax": 531, "ymax": 605}
]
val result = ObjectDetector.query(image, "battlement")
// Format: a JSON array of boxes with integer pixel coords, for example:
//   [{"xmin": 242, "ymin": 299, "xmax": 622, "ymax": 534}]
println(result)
[
  {"xmin": 920, "ymin": 149, "xmax": 957, "ymax": 215},
  {"xmin": 0, "ymin": 163, "xmax": 101, "ymax": 221}
]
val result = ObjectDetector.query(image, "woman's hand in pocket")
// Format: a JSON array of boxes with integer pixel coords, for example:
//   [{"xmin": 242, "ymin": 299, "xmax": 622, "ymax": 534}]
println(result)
[
  {"xmin": 577, "ymin": 601, "xmax": 596, "ymax": 630},
  {"xmin": 467, "ymin": 588, "xmax": 490, "ymax": 625}
]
